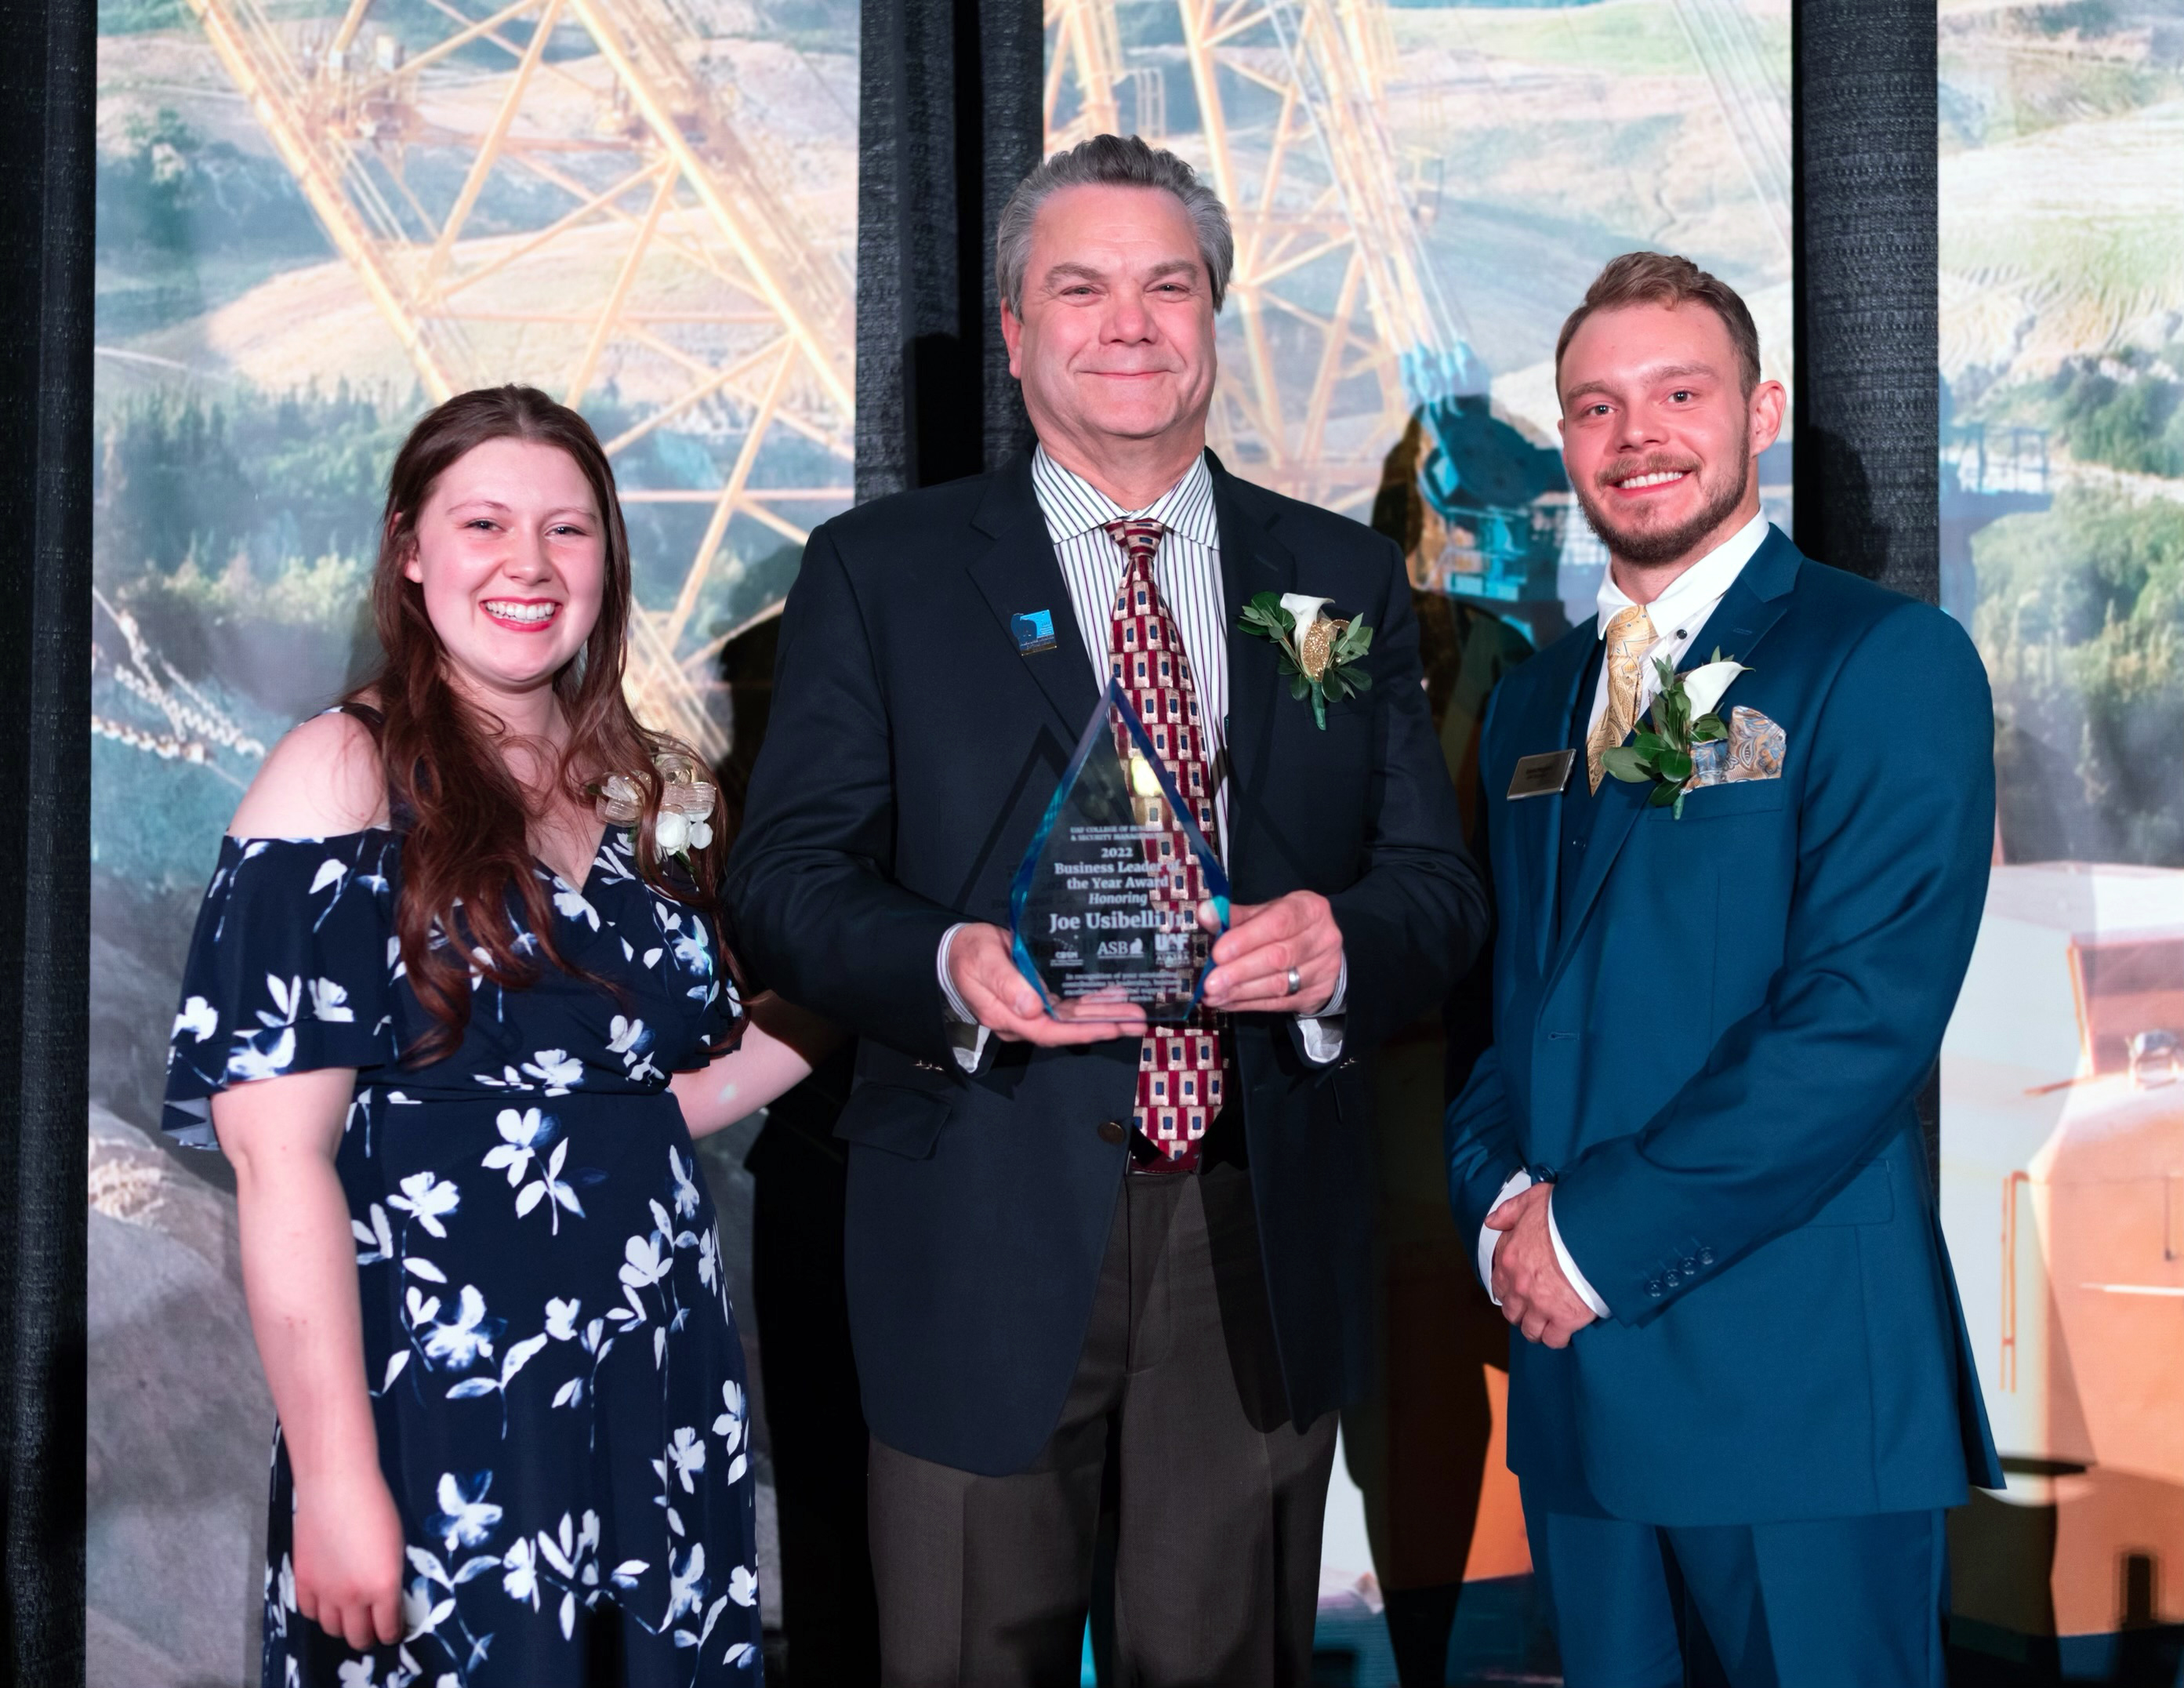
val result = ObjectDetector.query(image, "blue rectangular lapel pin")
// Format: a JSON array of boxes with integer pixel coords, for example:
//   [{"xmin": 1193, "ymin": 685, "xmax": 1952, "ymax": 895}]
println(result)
[{"xmin": 1012, "ymin": 608, "xmax": 1059, "ymax": 655}]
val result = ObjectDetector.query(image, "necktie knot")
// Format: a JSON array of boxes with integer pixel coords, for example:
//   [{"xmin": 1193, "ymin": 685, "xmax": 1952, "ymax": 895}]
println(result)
[
  {"xmin": 1603, "ymin": 603, "xmax": 1655, "ymax": 656},
  {"xmin": 1104, "ymin": 517, "xmax": 1166, "ymax": 568}
]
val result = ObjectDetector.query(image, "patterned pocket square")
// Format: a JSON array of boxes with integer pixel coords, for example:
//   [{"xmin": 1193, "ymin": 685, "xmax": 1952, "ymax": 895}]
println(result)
[{"xmin": 1687, "ymin": 705, "xmax": 1785, "ymax": 788}]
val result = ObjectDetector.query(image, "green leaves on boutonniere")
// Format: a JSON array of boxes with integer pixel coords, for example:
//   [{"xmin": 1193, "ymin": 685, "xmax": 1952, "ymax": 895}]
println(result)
[
  {"xmin": 1239, "ymin": 590, "xmax": 1374, "ymax": 730},
  {"xmin": 1600, "ymin": 648, "xmax": 1749, "ymax": 819}
]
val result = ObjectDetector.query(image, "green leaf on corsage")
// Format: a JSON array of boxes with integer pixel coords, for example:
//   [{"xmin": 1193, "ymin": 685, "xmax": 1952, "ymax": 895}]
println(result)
[{"xmin": 1239, "ymin": 591, "xmax": 1297, "ymax": 641}]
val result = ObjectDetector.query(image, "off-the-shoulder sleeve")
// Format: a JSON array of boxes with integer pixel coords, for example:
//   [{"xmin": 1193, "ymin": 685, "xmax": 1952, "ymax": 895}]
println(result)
[{"xmin": 161, "ymin": 831, "xmax": 408, "ymax": 1146}]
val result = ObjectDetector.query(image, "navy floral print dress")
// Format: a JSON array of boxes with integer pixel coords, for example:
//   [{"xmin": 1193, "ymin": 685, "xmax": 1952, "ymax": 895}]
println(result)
[{"xmin": 163, "ymin": 819, "xmax": 762, "ymax": 1687}]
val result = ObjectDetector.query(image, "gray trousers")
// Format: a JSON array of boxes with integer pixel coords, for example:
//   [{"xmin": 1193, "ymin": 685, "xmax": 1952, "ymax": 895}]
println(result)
[{"xmin": 868, "ymin": 1161, "xmax": 1338, "ymax": 1687}]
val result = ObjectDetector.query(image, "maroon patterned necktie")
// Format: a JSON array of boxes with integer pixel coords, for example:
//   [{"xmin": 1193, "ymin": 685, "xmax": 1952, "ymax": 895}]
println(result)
[{"xmin": 1104, "ymin": 517, "xmax": 1229, "ymax": 1172}]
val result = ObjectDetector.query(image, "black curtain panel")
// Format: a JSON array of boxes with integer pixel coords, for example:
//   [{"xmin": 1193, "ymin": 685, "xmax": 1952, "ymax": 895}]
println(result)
[
  {"xmin": 1790, "ymin": 0, "xmax": 1943, "ymax": 1186},
  {"xmin": 1791, "ymin": 0, "xmax": 1939, "ymax": 606},
  {"xmin": 857, "ymin": 0, "xmax": 1044, "ymax": 501},
  {"xmin": 0, "ymin": 0, "xmax": 93, "ymax": 1681}
]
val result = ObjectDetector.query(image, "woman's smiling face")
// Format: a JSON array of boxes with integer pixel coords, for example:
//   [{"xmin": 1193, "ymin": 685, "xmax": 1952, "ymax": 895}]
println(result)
[{"xmin": 402, "ymin": 435, "xmax": 607, "ymax": 706}]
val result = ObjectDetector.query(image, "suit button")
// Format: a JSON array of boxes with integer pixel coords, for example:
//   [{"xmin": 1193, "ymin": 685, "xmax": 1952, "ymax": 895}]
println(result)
[
  {"xmin": 1647, "ymin": 1280, "xmax": 1663, "ymax": 1298},
  {"xmin": 1097, "ymin": 1119, "xmax": 1126, "ymax": 1145},
  {"xmin": 1682, "ymin": 1258, "xmax": 1697, "ymax": 1274},
  {"xmin": 1700, "ymin": 1249, "xmax": 1714, "ymax": 1266}
]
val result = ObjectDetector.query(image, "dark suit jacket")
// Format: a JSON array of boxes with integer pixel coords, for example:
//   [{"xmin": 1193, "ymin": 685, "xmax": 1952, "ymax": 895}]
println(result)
[
  {"xmin": 727, "ymin": 450, "xmax": 1484, "ymax": 1476},
  {"xmin": 1446, "ymin": 528, "xmax": 2004, "ymax": 1525}
]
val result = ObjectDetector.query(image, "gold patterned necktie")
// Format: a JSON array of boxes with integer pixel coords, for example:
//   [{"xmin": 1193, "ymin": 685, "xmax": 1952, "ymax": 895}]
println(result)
[{"xmin": 1586, "ymin": 604, "xmax": 1656, "ymax": 793}]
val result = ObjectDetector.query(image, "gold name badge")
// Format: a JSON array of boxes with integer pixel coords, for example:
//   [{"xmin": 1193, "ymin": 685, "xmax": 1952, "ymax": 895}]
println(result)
[{"xmin": 1507, "ymin": 750, "xmax": 1576, "ymax": 800}]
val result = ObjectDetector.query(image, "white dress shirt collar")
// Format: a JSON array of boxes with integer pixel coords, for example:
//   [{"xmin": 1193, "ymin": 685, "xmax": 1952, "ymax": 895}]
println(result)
[
  {"xmin": 1595, "ymin": 510, "xmax": 1770, "ymax": 644},
  {"xmin": 1030, "ymin": 445, "xmax": 1221, "ymax": 548}
]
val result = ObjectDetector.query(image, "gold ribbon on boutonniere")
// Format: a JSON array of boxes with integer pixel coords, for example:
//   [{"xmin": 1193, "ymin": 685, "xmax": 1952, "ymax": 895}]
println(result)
[{"xmin": 1239, "ymin": 590, "xmax": 1374, "ymax": 730}]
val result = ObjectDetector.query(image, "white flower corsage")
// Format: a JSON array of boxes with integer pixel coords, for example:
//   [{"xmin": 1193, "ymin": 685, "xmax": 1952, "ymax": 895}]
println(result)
[{"xmin": 593, "ymin": 751, "xmax": 718, "ymax": 859}]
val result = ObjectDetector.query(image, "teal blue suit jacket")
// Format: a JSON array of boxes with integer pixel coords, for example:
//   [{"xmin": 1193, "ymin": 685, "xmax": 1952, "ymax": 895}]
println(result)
[{"xmin": 1446, "ymin": 528, "xmax": 2004, "ymax": 1526}]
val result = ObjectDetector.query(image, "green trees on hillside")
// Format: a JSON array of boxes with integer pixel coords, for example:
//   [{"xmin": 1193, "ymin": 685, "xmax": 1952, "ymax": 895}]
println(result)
[
  {"xmin": 96, "ymin": 383, "xmax": 408, "ymax": 586},
  {"xmin": 1978, "ymin": 489, "xmax": 2184, "ymax": 864},
  {"xmin": 2045, "ymin": 352, "xmax": 2184, "ymax": 481}
]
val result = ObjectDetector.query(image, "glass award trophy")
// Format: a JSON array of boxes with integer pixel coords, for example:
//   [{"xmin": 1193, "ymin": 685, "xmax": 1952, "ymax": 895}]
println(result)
[{"xmin": 1009, "ymin": 680, "xmax": 1231, "ymax": 1022}]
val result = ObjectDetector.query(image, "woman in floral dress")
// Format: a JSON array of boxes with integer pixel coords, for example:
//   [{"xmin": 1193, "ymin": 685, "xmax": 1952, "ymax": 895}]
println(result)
[{"xmin": 163, "ymin": 387, "xmax": 827, "ymax": 1687}]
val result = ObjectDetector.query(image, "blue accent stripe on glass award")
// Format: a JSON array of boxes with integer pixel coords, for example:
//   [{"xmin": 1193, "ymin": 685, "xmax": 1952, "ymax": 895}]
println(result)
[
  {"xmin": 1008, "ymin": 684, "xmax": 1123, "ymax": 1005},
  {"xmin": 1108, "ymin": 686, "xmax": 1230, "ymax": 902},
  {"xmin": 1108, "ymin": 685, "xmax": 1230, "ymax": 1013}
]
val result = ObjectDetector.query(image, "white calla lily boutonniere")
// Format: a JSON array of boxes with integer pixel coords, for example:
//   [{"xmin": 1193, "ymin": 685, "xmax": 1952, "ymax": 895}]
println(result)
[
  {"xmin": 1601, "ymin": 648, "xmax": 1751, "ymax": 819},
  {"xmin": 1679, "ymin": 656, "xmax": 1747, "ymax": 721},
  {"xmin": 1238, "ymin": 590, "xmax": 1375, "ymax": 730}
]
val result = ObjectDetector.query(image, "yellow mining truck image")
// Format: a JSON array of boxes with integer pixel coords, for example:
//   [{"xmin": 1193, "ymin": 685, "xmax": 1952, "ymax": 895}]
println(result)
[{"xmin": 1942, "ymin": 862, "xmax": 2184, "ymax": 1668}]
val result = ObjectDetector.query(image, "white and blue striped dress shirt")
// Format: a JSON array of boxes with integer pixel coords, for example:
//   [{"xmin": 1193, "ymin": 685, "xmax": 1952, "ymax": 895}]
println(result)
[{"xmin": 937, "ymin": 446, "xmax": 1345, "ymax": 1064}]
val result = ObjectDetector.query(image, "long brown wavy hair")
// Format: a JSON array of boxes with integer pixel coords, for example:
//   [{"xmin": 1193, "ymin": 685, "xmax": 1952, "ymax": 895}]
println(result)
[{"xmin": 350, "ymin": 385, "xmax": 725, "ymax": 1058}]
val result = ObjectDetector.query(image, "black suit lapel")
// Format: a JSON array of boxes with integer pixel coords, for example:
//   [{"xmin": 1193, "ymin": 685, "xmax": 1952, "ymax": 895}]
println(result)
[
  {"xmin": 1210, "ymin": 456, "xmax": 1297, "ymax": 821},
  {"xmin": 966, "ymin": 456, "xmax": 1101, "ymax": 735},
  {"xmin": 1549, "ymin": 529, "xmax": 1803, "ymax": 975}
]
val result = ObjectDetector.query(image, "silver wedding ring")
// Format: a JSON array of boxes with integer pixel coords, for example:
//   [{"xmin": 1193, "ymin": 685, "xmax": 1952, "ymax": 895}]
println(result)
[{"xmin": 1285, "ymin": 967, "xmax": 1303, "ymax": 997}]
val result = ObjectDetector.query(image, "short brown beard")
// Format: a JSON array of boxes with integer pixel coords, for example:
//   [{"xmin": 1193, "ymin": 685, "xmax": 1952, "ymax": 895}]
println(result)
[{"xmin": 1574, "ymin": 443, "xmax": 1750, "ymax": 567}]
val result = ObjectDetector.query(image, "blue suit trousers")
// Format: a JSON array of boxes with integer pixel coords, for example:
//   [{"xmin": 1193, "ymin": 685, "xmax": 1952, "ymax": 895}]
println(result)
[{"xmin": 1523, "ymin": 1499, "xmax": 1947, "ymax": 1688}]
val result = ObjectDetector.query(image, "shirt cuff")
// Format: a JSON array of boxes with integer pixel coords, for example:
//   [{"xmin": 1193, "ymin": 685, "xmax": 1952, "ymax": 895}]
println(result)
[
  {"xmin": 1295, "ymin": 956, "xmax": 1348, "ymax": 1064},
  {"xmin": 936, "ymin": 923, "xmax": 990, "ymax": 1074},
  {"xmin": 1477, "ymin": 1174, "xmax": 1611, "ymax": 1318},
  {"xmin": 1546, "ymin": 1193, "xmax": 1613, "ymax": 1319},
  {"xmin": 1478, "ymin": 1169, "xmax": 1533, "ymax": 1304}
]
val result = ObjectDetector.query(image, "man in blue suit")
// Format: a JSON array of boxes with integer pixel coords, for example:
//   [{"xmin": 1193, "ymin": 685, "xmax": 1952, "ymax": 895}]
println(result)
[{"xmin": 1446, "ymin": 252, "xmax": 2002, "ymax": 1687}]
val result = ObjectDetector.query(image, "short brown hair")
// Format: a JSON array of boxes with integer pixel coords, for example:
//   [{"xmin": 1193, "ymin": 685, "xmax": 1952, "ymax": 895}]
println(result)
[
  {"xmin": 997, "ymin": 134, "xmax": 1233, "ymax": 314},
  {"xmin": 1555, "ymin": 252, "xmax": 1761, "ymax": 398}
]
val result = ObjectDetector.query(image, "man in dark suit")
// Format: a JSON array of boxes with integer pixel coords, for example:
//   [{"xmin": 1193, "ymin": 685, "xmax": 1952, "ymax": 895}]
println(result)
[
  {"xmin": 727, "ymin": 133, "xmax": 1483, "ymax": 1683},
  {"xmin": 1446, "ymin": 252, "xmax": 2001, "ymax": 1687}
]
